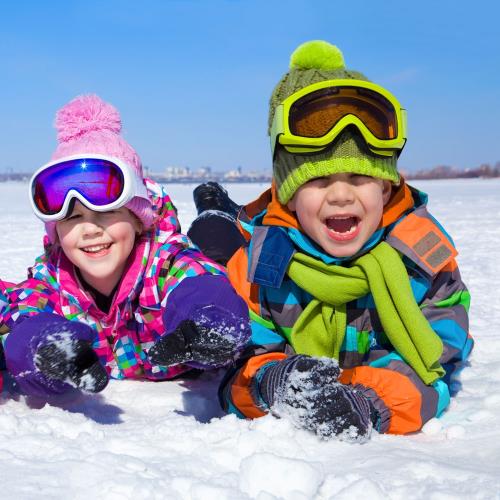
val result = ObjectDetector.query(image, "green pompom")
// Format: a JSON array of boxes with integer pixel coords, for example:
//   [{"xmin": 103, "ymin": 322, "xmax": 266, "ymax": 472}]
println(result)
[{"xmin": 290, "ymin": 40, "xmax": 345, "ymax": 71}]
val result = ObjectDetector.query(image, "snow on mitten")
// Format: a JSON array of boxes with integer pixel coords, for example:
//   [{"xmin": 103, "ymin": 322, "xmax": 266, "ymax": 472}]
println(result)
[
  {"xmin": 35, "ymin": 336, "xmax": 108, "ymax": 393},
  {"xmin": 5, "ymin": 312, "xmax": 108, "ymax": 397},
  {"xmin": 258, "ymin": 355, "xmax": 373, "ymax": 442},
  {"xmin": 149, "ymin": 316, "xmax": 244, "ymax": 368}
]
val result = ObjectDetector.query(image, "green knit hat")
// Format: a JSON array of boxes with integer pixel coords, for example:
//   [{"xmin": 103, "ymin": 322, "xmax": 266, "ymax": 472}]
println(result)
[{"xmin": 270, "ymin": 40, "xmax": 400, "ymax": 204}]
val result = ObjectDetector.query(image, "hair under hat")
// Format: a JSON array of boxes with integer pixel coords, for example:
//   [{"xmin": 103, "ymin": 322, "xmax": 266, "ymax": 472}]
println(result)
[
  {"xmin": 44, "ymin": 94, "xmax": 155, "ymax": 242},
  {"xmin": 270, "ymin": 41, "xmax": 400, "ymax": 204}
]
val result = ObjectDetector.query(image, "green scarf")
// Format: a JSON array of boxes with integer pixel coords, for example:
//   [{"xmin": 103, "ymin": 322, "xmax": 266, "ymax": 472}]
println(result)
[{"xmin": 287, "ymin": 242, "xmax": 444, "ymax": 385}]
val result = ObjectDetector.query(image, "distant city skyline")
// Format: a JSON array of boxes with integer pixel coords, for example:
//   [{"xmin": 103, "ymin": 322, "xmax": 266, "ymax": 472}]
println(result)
[
  {"xmin": 2, "ymin": 159, "xmax": 499, "ymax": 184},
  {"xmin": 3, "ymin": 157, "xmax": 498, "ymax": 179},
  {"xmin": 1, "ymin": 0, "xmax": 499, "ymax": 174}
]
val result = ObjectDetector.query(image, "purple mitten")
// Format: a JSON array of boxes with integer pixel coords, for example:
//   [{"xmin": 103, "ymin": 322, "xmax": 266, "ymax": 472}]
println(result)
[
  {"xmin": 148, "ymin": 275, "xmax": 250, "ymax": 368},
  {"xmin": 4, "ymin": 312, "xmax": 108, "ymax": 398}
]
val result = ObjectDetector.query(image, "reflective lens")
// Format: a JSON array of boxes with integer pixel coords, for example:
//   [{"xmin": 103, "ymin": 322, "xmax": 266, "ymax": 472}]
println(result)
[
  {"xmin": 289, "ymin": 86, "xmax": 398, "ymax": 140},
  {"xmin": 32, "ymin": 158, "xmax": 125, "ymax": 215}
]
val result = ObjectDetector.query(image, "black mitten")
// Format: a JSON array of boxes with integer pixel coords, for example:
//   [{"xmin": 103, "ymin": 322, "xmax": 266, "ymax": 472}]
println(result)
[
  {"xmin": 259, "ymin": 355, "xmax": 373, "ymax": 441},
  {"xmin": 148, "ymin": 318, "xmax": 242, "ymax": 368},
  {"xmin": 150, "ymin": 275, "xmax": 250, "ymax": 369},
  {"xmin": 35, "ymin": 339, "xmax": 108, "ymax": 393}
]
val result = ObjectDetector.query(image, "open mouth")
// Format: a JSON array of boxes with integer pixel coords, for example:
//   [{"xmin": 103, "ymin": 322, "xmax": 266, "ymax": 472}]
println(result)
[
  {"xmin": 326, "ymin": 216, "xmax": 359, "ymax": 233},
  {"xmin": 325, "ymin": 215, "xmax": 361, "ymax": 241},
  {"xmin": 81, "ymin": 243, "xmax": 112, "ymax": 254}
]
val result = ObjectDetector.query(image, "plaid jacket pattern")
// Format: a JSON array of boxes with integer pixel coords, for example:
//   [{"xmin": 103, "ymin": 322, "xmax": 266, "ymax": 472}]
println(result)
[{"xmin": 0, "ymin": 179, "xmax": 225, "ymax": 380}]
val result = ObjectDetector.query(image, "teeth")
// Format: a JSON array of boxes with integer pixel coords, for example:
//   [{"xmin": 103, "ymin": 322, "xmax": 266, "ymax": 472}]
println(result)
[
  {"xmin": 82, "ymin": 244, "xmax": 111, "ymax": 253},
  {"xmin": 330, "ymin": 225, "xmax": 357, "ymax": 234}
]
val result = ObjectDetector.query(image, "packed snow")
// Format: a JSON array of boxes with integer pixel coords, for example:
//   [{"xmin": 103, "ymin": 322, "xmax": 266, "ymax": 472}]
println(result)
[{"xmin": 1, "ymin": 179, "xmax": 499, "ymax": 499}]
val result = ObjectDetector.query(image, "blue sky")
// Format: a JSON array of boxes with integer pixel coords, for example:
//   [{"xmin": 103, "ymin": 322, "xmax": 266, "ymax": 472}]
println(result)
[{"xmin": 1, "ymin": 0, "xmax": 499, "ymax": 174}]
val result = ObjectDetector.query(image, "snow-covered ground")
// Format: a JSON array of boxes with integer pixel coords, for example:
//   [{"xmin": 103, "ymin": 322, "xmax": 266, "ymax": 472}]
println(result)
[{"xmin": 1, "ymin": 179, "xmax": 499, "ymax": 499}]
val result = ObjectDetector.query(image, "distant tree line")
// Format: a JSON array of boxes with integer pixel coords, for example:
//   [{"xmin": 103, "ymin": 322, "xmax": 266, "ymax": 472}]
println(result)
[
  {"xmin": 404, "ymin": 162, "xmax": 500, "ymax": 180},
  {"xmin": 1, "ymin": 161, "xmax": 500, "ymax": 182}
]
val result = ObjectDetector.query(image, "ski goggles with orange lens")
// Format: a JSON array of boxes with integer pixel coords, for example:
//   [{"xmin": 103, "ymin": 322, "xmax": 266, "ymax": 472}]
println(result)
[
  {"xmin": 30, "ymin": 154, "xmax": 150, "ymax": 222},
  {"xmin": 270, "ymin": 79, "xmax": 407, "ymax": 158}
]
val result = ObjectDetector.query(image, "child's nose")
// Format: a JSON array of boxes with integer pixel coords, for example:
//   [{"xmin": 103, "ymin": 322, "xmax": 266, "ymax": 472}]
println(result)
[
  {"xmin": 325, "ymin": 181, "xmax": 355, "ymax": 205},
  {"xmin": 81, "ymin": 217, "xmax": 104, "ymax": 235}
]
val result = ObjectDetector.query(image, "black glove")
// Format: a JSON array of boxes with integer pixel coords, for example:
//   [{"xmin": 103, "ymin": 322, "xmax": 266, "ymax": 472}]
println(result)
[
  {"xmin": 148, "ymin": 318, "xmax": 242, "ymax": 368},
  {"xmin": 259, "ymin": 355, "xmax": 373, "ymax": 441},
  {"xmin": 35, "ymin": 338, "xmax": 109, "ymax": 393}
]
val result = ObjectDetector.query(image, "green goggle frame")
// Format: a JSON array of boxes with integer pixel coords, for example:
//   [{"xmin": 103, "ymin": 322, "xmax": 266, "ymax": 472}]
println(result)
[{"xmin": 270, "ymin": 79, "xmax": 407, "ymax": 158}]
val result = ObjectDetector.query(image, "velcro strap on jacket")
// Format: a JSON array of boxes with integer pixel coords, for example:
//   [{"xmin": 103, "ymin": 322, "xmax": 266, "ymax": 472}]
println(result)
[{"xmin": 386, "ymin": 207, "xmax": 457, "ymax": 276}]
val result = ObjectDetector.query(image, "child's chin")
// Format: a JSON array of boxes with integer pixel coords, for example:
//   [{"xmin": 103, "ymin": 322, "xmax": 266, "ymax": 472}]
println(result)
[
  {"xmin": 324, "ymin": 240, "xmax": 362, "ymax": 259},
  {"xmin": 79, "ymin": 265, "xmax": 116, "ymax": 283}
]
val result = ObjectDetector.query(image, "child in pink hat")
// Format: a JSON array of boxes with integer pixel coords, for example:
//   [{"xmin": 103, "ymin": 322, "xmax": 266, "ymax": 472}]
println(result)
[{"xmin": 0, "ymin": 94, "xmax": 250, "ymax": 398}]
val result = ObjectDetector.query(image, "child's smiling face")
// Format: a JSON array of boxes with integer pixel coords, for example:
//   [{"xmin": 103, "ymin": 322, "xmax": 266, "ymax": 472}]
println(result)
[
  {"xmin": 287, "ymin": 172, "xmax": 392, "ymax": 258},
  {"xmin": 56, "ymin": 201, "xmax": 142, "ymax": 296}
]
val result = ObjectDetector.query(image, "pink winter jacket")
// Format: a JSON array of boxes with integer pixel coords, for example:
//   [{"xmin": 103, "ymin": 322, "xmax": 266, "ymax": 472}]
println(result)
[{"xmin": 0, "ymin": 179, "xmax": 227, "ymax": 380}]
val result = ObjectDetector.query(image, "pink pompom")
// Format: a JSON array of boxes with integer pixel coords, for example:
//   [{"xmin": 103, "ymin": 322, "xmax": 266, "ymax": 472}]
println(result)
[{"xmin": 55, "ymin": 94, "xmax": 122, "ymax": 143}]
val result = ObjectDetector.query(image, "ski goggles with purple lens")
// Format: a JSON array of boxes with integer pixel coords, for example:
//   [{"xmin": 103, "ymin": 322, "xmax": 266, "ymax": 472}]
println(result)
[{"xmin": 29, "ymin": 154, "xmax": 150, "ymax": 222}]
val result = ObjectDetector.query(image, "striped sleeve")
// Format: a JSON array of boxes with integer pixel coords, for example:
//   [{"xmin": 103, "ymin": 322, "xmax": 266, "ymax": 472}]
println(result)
[
  {"xmin": 0, "ymin": 278, "xmax": 62, "ymax": 332},
  {"xmin": 219, "ymin": 247, "xmax": 290, "ymax": 417},
  {"xmin": 218, "ymin": 316, "xmax": 289, "ymax": 418},
  {"xmin": 420, "ymin": 260, "xmax": 473, "ymax": 369},
  {"xmin": 340, "ymin": 259, "xmax": 473, "ymax": 435},
  {"xmin": 0, "ymin": 280, "xmax": 11, "ymax": 334}
]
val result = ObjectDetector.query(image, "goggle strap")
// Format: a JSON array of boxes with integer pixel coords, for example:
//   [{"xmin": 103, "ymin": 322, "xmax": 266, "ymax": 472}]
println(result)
[{"xmin": 270, "ymin": 105, "xmax": 285, "ymax": 157}]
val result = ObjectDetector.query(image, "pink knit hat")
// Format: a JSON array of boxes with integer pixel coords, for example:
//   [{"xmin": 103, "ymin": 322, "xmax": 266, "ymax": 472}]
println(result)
[{"xmin": 44, "ymin": 94, "xmax": 155, "ymax": 242}]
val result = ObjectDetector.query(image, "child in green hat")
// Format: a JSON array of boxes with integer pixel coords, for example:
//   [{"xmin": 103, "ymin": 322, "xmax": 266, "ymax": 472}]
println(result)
[{"xmin": 192, "ymin": 41, "xmax": 473, "ymax": 441}]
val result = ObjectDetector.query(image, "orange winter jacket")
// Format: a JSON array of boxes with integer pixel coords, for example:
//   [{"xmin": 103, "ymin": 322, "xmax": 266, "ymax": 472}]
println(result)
[{"xmin": 219, "ymin": 182, "xmax": 473, "ymax": 434}]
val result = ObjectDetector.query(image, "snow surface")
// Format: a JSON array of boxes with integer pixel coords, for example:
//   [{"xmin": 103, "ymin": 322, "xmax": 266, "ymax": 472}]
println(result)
[{"xmin": 1, "ymin": 179, "xmax": 500, "ymax": 499}]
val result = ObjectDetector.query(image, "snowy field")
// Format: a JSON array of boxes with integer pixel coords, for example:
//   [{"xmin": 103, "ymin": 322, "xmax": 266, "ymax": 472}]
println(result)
[{"xmin": 0, "ymin": 179, "xmax": 499, "ymax": 499}]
